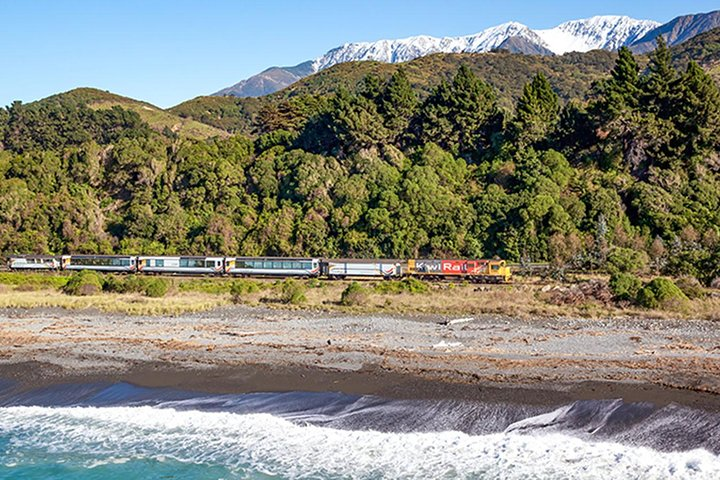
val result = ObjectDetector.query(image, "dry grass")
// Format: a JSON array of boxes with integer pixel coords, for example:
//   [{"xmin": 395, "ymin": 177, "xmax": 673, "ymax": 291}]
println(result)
[
  {"xmin": 0, "ymin": 276, "xmax": 718, "ymax": 320},
  {"xmin": 0, "ymin": 290, "xmax": 226, "ymax": 316}
]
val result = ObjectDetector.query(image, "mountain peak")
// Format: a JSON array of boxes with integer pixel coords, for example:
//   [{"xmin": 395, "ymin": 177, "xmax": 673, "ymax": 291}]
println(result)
[{"xmin": 214, "ymin": 10, "xmax": 718, "ymax": 98}]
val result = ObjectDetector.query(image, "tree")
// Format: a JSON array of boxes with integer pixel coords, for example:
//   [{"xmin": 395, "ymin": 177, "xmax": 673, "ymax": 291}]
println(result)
[
  {"xmin": 511, "ymin": 72, "xmax": 559, "ymax": 147},
  {"xmin": 379, "ymin": 69, "xmax": 418, "ymax": 145},
  {"xmin": 675, "ymin": 61, "xmax": 720, "ymax": 158},
  {"xmin": 417, "ymin": 65, "xmax": 499, "ymax": 159}
]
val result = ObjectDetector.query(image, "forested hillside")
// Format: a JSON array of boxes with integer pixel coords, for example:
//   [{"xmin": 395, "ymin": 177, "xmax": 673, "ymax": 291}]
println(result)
[{"xmin": 1, "ymin": 38, "xmax": 720, "ymax": 283}]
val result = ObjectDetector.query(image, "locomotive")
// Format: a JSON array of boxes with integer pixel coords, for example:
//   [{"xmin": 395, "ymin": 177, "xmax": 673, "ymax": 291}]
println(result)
[{"xmin": 7, "ymin": 254, "xmax": 512, "ymax": 283}]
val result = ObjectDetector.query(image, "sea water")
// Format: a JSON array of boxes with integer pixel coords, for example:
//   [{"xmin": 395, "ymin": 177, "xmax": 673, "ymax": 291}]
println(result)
[{"xmin": 0, "ymin": 382, "xmax": 719, "ymax": 479}]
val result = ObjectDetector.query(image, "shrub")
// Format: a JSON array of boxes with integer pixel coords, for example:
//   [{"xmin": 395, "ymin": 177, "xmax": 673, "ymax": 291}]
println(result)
[
  {"xmin": 609, "ymin": 272, "xmax": 642, "ymax": 302},
  {"xmin": 607, "ymin": 247, "xmax": 648, "ymax": 274},
  {"xmin": 636, "ymin": 287, "xmax": 658, "ymax": 309},
  {"xmin": 278, "ymin": 279, "xmax": 306, "ymax": 304},
  {"xmin": 144, "ymin": 278, "xmax": 169, "ymax": 298},
  {"xmin": 637, "ymin": 278, "xmax": 688, "ymax": 310},
  {"xmin": 0, "ymin": 272, "xmax": 69, "ymax": 289},
  {"xmin": 675, "ymin": 276, "xmax": 705, "ymax": 300},
  {"xmin": 230, "ymin": 279, "xmax": 262, "ymax": 304},
  {"xmin": 374, "ymin": 277, "xmax": 429, "ymax": 295},
  {"xmin": 63, "ymin": 270, "xmax": 103, "ymax": 296},
  {"xmin": 340, "ymin": 281, "xmax": 367, "ymax": 306}
]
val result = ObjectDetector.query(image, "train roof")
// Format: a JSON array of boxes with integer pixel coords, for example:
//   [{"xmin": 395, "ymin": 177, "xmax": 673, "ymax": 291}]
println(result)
[{"xmin": 228, "ymin": 256, "xmax": 320, "ymax": 261}]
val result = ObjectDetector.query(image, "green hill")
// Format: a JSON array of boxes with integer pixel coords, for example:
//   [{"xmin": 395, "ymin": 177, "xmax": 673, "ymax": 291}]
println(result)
[
  {"xmin": 169, "ymin": 50, "xmax": 620, "ymax": 134},
  {"xmin": 169, "ymin": 31, "xmax": 720, "ymax": 136},
  {"xmin": 36, "ymin": 88, "xmax": 228, "ymax": 140}
]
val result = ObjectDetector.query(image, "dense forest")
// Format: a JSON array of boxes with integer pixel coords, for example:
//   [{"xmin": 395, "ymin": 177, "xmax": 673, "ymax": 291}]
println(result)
[{"xmin": 1, "ymin": 38, "xmax": 720, "ymax": 283}]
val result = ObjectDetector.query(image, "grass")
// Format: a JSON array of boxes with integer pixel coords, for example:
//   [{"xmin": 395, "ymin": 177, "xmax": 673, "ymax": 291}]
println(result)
[
  {"xmin": 1, "ymin": 272, "xmax": 719, "ymax": 320},
  {"xmin": 0, "ymin": 272, "xmax": 70, "ymax": 289},
  {"xmin": 0, "ymin": 289, "xmax": 225, "ymax": 316},
  {"xmin": 89, "ymin": 100, "xmax": 228, "ymax": 140}
]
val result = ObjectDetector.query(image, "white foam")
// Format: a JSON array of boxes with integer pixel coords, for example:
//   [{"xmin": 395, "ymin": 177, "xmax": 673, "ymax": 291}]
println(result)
[{"xmin": 1, "ymin": 406, "xmax": 719, "ymax": 479}]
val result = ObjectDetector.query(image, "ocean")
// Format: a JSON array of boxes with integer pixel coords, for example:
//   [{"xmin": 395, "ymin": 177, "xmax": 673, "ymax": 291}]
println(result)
[{"xmin": 0, "ymin": 381, "xmax": 719, "ymax": 479}]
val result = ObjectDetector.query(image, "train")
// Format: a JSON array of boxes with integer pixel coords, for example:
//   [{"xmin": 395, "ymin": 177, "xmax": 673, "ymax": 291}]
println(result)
[{"xmin": 6, "ymin": 254, "xmax": 512, "ymax": 283}]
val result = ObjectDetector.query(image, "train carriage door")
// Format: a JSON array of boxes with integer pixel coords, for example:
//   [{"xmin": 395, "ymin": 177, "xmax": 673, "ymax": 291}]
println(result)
[
  {"xmin": 130, "ymin": 257, "xmax": 137, "ymax": 272},
  {"xmin": 61, "ymin": 255, "xmax": 71, "ymax": 270},
  {"xmin": 225, "ymin": 258, "xmax": 235, "ymax": 273}
]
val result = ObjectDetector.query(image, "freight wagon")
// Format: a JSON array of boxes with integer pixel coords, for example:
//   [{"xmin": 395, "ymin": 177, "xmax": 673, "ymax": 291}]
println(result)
[{"xmin": 322, "ymin": 260, "xmax": 402, "ymax": 279}]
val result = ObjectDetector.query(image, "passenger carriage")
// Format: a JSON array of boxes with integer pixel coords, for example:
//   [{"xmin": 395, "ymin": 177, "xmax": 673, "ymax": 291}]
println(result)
[
  {"xmin": 138, "ymin": 256, "xmax": 224, "ymax": 275},
  {"xmin": 8, "ymin": 255, "xmax": 61, "ymax": 270},
  {"xmin": 62, "ymin": 255, "xmax": 137, "ymax": 272},
  {"xmin": 225, "ymin": 257, "xmax": 320, "ymax": 277}
]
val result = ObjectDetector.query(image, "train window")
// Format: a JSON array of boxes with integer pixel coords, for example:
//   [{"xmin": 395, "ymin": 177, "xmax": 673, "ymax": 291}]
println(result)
[
  {"xmin": 271, "ymin": 261, "xmax": 281, "ymax": 269},
  {"xmin": 261, "ymin": 261, "xmax": 271, "ymax": 269},
  {"xmin": 154, "ymin": 259, "xmax": 164, "ymax": 267},
  {"xmin": 292, "ymin": 262, "xmax": 301, "ymax": 269},
  {"xmin": 282, "ymin": 261, "xmax": 291, "ymax": 269},
  {"xmin": 492, "ymin": 265, "xmax": 500, "ymax": 271},
  {"xmin": 300, "ymin": 262, "xmax": 311, "ymax": 269}
]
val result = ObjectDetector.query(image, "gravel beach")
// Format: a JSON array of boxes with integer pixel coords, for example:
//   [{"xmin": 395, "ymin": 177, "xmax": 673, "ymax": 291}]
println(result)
[{"xmin": 1, "ymin": 305, "xmax": 719, "ymax": 409}]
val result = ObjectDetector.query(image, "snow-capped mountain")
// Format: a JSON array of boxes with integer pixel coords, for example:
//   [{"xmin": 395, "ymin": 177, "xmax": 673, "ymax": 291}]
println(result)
[
  {"xmin": 312, "ymin": 16, "xmax": 658, "ymax": 71},
  {"xmin": 311, "ymin": 22, "xmax": 546, "ymax": 70},
  {"xmin": 214, "ymin": 12, "xmax": 720, "ymax": 98},
  {"xmin": 536, "ymin": 16, "xmax": 660, "ymax": 54}
]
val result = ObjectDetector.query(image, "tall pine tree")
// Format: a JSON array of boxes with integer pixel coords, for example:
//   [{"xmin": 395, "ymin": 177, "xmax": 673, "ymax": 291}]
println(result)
[
  {"xmin": 380, "ymin": 69, "xmax": 418, "ymax": 147},
  {"xmin": 512, "ymin": 72, "xmax": 559, "ymax": 147}
]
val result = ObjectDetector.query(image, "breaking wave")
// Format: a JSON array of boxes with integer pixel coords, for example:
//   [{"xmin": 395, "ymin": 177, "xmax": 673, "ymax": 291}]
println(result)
[{"xmin": 0, "ymin": 382, "xmax": 719, "ymax": 479}]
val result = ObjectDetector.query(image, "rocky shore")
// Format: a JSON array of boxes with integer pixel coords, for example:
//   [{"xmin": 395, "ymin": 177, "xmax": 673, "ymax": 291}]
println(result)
[{"xmin": 1, "ymin": 305, "xmax": 719, "ymax": 410}]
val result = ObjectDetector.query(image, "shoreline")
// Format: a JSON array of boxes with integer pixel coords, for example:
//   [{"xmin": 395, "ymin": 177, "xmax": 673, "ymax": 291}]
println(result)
[
  {"xmin": 1, "ymin": 305, "xmax": 720, "ymax": 412},
  {"xmin": 2, "ymin": 360, "xmax": 720, "ymax": 413}
]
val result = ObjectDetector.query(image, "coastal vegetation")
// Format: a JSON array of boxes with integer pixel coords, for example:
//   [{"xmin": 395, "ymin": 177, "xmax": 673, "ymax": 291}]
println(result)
[
  {"xmin": 0, "ymin": 271, "xmax": 718, "ymax": 319},
  {"xmin": 1, "ymin": 35, "xmax": 720, "ymax": 295}
]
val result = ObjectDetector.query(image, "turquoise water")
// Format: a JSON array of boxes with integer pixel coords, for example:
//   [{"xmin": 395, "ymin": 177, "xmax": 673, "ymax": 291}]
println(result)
[{"xmin": 1, "ymin": 383, "xmax": 719, "ymax": 479}]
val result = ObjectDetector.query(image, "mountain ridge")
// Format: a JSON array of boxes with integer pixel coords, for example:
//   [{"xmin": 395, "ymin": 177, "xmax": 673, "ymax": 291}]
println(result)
[
  {"xmin": 214, "ymin": 15, "xmax": 660, "ymax": 98},
  {"xmin": 215, "ymin": 10, "xmax": 719, "ymax": 99}
]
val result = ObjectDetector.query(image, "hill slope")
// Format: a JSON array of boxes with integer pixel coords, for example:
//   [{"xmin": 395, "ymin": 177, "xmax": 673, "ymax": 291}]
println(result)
[
  {"xmin": 36, "ymin": 88, "xmax": 228, "ymax": 140},
  {"xmin": 172, "ymin": 50, "xmax": 620, "ymax": 134},
  {"xmin": 213, "ymin": 15, "xmax": 659, "ymax": 99},
  {"xmin": 630, "ymin": 10, "xmax": 720, "ymax": 53}
]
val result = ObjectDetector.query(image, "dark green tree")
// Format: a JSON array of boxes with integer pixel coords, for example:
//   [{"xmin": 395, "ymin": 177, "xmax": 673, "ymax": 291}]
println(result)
[{"xmin": 511, "ymin": 72, "xmax": 559, "ymax": 147}]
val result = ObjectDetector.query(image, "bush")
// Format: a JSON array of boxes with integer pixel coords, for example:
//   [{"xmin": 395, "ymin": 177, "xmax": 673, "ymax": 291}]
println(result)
[
  {"xmin": 340, "ymin": 281, "xmax": 367, "ymax": 306},
  {"xmin": 675, "ymin": 276, "xmax": 705, "ymax": 300},
  {"xmin": 374, "ymin": 277, "xmax": 428, "ymax": 295},
  {"xmin": 278, "ymin": 279, "xmax": 306, "ymax": 304},
  {"xmin": 607, "ymin": 247, "xmax": 648, "ymax": 274},
  {"xmin": 63, "ymin": 270, "xmax": 103, "ymax": 296},
  {"xmin": 0, "ymin": 272, "xmax": 69, "ymax": 289},
  {"xmin": 636, "ymin": 286, "xmax": 658, "ymax": 309},
  {"xmin": 144, "ymin": 278, "xmax": 169, "ymax": 298},
  {"xmin": 230, "ymin": 279, "xmax": 262, "ymax": 304},
  {"xmin": 609, "ymin": 272, "xmax": 642, "ymax": 302},
  {"xmin": 637, "ymin": 277, "xmax": 689, "ymax": 310}
]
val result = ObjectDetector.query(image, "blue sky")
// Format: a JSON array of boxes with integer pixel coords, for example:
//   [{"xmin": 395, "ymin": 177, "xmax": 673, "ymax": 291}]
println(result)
[{"xmin": 0, "ymin": 0, "xmax": 717, "ymax": 108}]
